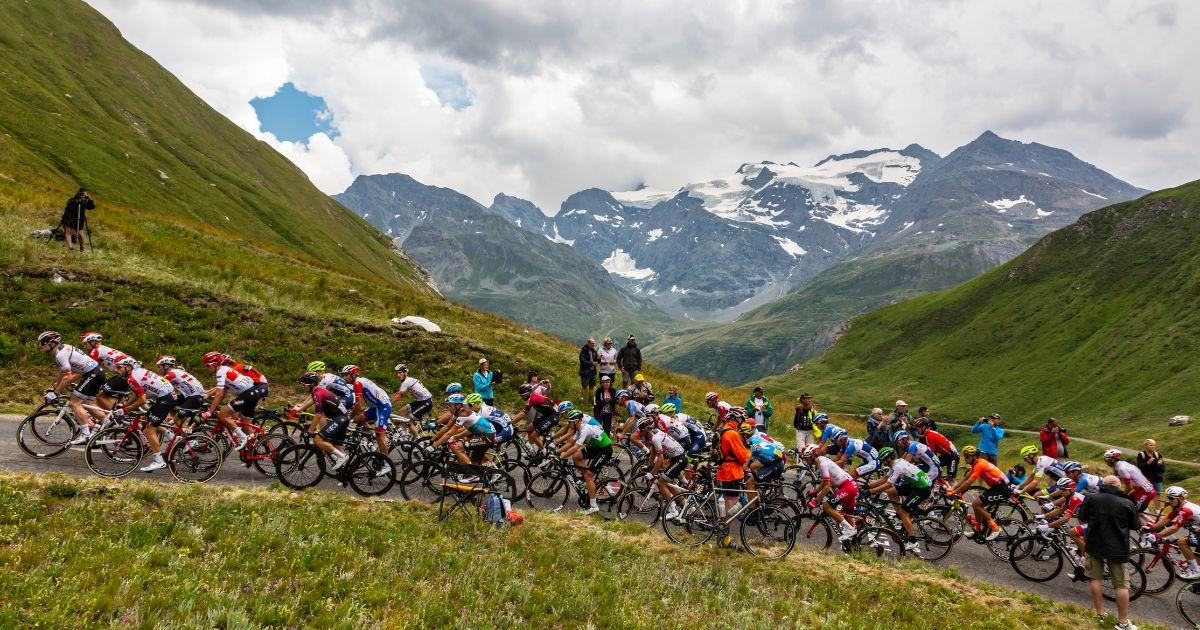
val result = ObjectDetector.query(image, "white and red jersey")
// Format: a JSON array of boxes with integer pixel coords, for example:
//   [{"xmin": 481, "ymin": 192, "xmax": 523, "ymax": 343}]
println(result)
[
  {"xmin": 816, "ymin": 455, "xmax": 852, "ymax": 487},
  {"xmin": 713, "ymin": 400, "xmax": 731, "ymax": 421},
  {"xmin": 89, "ymin": 344, "xmax": 134, "ymax": 372},
  {"xmin": 1172, "ymin": 501, "xmax": 1200, "ymax": 531},
  {"xmin": 353, "ymin": 377, "xmax": 389, "ymax": 408},
  {"xmin": 164, "ymin": 368, "xmax": 205, "ymax": 398},
  {"xmin": 395, "ymin": 376, "xmax": 432, "ymax": 401},
  {"xmin": 229, "ymin": 362, "xmax": 267, "ymax": 384},
  {"xmin": 655, "ymin": 413, "xmax": 689, "ymax": 443},
  {"xmin": 1061, "ymin": 492, "xmax": 1085, "ymax": 519},
  {"xmin": 127, "ymin": 367, "xmax": 175, "ymax": 399},
  {"xmin": 213, "ymin": 365, "xmax": 255, "ymax": 394},
  {"xmin": 650, "ymin": 430, "xmax": 684, "ymax": 459},
  {"xmin": 54, "ymin": 344, "xmax": 99, "ymax": 373},
  {"xmin": 1114, "ymin": 461, "xmax": 1155, "ymax": 493}
]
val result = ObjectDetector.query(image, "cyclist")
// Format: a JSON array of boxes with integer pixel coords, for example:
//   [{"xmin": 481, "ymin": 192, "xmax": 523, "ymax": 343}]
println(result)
[
  {"xmin": 867, "ymin": 446, "xmax": 930, "ymax": 552},
  {"xmin": 715, "ymin": 407, "xmax": 752, "ymax": 547},
  {"xmin": 80, "ymin": 332, "xmax": 138, "ymax": 412},
  {"xmin": 430, "ymin": 394, "xmax": 495, "ymax": 465},
  {"xmin": 1015, "ymin": 444, "xmax": 1065, "ymax": 496},
  {"xmin": 1143, "ymin": 486, "xmax": 1200, "ymax": 579},
  {"xmin": 649, "ymin": 403, "xmax": 692, "ymax": 453},
  {"xmin": 152, "ymin": 355, "xmax": 206, "ymax": 428},
  {"xmin": 914, "ymin": 418, "xmax": 959, "ymax": 479},
  {"xmin": 947, "ymin": 445, "xmax": 1007, "ymax": 541},
  {"xmin": 299, "ymin": 371, "xmax": 351, "ymax": 470},
  {"xmin": 801, "ymin": 442, "xmax": 859, "ymax": 542},
  {"xmin": 554, "ymin": 408, "xmax": 612, "ymax": 515},
  {"xmin": 1104, "ymin": 448, "xmax": 1157, "ymax": 511},
  {"xmin": 467, "ymin": 394, "xmax": 515, "ymax": 448},
  {"xmin": 894, "ymin": 430, "xmax": 940, "ymax": 483},
  {"xmin": 390, "ymin": 364, "xmax": 434, "ymax": 438},
  {"xmin": 833, "ymin": 430, "xmax": 879, "ymax": 480},
  {"xmin": 1038, "ymin": 476, "xmax": 1090, "ymax": 566},
  {"xmin": 814, "ymin": 414, "xmax": 844, "ymax": 454},
  {"xmin": 616, "ymin": 389, "xmax": 645, "ymax": 438},
  {"xmin": 510, "ymin": 383, "xmax": 558, "ymax": 461},
  {"xmin": 340, "ymin": 364, "xmax": 392, "ymax": 476},
  {"xmin": 303, "ymin": 361, "xmax": 355, "ymax": 408},
  {"xmin": 704, "ymin": 391, "xmax": 731, "ymax": 426},
  {"xmin": 200, "ymin": 351, "xmax": 261, "ymax": 450},
  {"xmin": 113, "ymin": 357, "xmax": 177, "ymax": 473},
  {"xmin": 37, "ymin": 331, "xmax": 105, "ymax": 444},
  {"xmin": 748, "ymin": 427, "xmax": 786, "ymax": 484},
  {"xmin": 1063, "ymin": 461, "xmax": 1103, "ymax": 495},
  {"xmin": 662, "ymin": 402, "xmax": 707, "ymax": 457}
]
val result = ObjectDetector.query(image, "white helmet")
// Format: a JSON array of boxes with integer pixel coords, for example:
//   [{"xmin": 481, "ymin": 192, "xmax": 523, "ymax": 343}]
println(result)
[
  {"xmin": 800, "ymin": 444, "xmax": 821, "ymax": 459},
  {"xmin": 1102, "ymin": 448, "xmax": 1122, "ymax": 461},
  {"xmin": 116, "ymin": 357, "xmax": 138, "ymax": 369},
  {"xmin": 1166, "ymin": 486, "xmax": 1189, "ymax": 501},
  {"xmin": 81, "ymin": 331, "xmax": 103, "ymax": 344},
  {"xmin": 645, "ymin": 404, "xmax": 660, "ymax": 415}
]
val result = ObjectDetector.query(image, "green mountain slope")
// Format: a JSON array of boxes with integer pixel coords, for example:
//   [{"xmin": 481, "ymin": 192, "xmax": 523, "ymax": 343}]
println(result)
[
  {"xmin": 758, "ymin": 180, "xmax": 1200, "ymax": 459},
  {"xmin": 0, "ymin": 0, "xmax": 734, "ymax": 416}
]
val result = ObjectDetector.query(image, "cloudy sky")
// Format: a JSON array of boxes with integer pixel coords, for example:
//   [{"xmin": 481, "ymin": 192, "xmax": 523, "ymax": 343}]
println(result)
[{"xmin": 91, "ymin": 0, "xmax": 1198, "ymax": 212}]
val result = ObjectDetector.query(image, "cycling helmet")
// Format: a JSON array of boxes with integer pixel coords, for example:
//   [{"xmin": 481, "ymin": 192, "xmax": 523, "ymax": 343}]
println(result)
[
  {"xmin": 800, "ymin": 444, "xmax": 820, "ymax": 459},
  {"xmin": 911, "ymin": 417, "xmax": 928, "ymax": 428},
  {"xmin": 892, "ymin": 430, "xmax": 910, "ymax": 443},
  {"xmin": 636, "ymin": 417, "xmax": 654, "ymax": 433},
  {"xmin": 394, "ymin": 363, "xmax": 408, "ymax": 372},
  {"xmin": 1103, "ymin": 448, "xmax": 1122, "ymax": 461},
  {"xmin": 704, "ymin": 392, "xmax": 719, "ymax": 404},
  {"xmin": 464, "ymin": 393, "xmax": 483, "ymax": 406},
  {"xmin": 1056, "ymin": 477, "xmax": 1077, "ymax": 490},
  {"xmin": 518, "ymin": 383, "xmax": 534, "ymax": 396},
  {"xmin": 616, "ymin": 389, "xmax": 631, "ymax": 399},
  {"xmin": 444, "ymin": 382, "xmax": 463, "ymax": 394},
  {"xmin": 446, "ymin": 393, "xmax": 466, "ymax": 405},
  {"xmin": 565, "ymin": 409, "xmax": 584, "ymax": 422},
  {"xmin": 660, "ymin": 403, "xmax": 677, "ymax": 414},
  {"xmin": 202, "ymin": 351, "xmax": 223, "ymax": 366},
  {"xmin": 1020, "ymin": 445, "xmax": 1039, "ymax": 459},
  {"xmin": 306, "ymin": 360, "xmax": 326, "ymax": 372},
  {"xmin": 644, "ymin": 404, "xmax": 660, "ymax": 415},
  {"xmin": 218, "ymin": 353, "xmax": 233, "ymax": 365},
  {"xmin": 737, "ymin": 423, "xmax": 755, "ymax": 437},
  {"xmin": 299, "ymin": 371, "xmax": 320, "ymax": 385},
  {"xmin": 1166, "ymin": 486, "xmax": 1189, "ymax": 501},
  {"xmin": 37, "ymin": 331, "xmax": 62, "ymax": 346},
  {"xmin": 726, "ymin": 407, "xmax": 748, "ymax": 422},
  {"xmin": 813, "ymin": 413, "xmax": 829, "ymax": 424},
  {"xmin": 555, "ymin": 401, "xmax": 573, "ymax": 414},
  {"xmin": 155, "ymin": 355, "xmax": 176, "ymax": 367},
  {"xmin": 877, "ymin": 447, "xmax": 896, "ymax": 461},
  {"xmin": 340, "ymin": 364, "xmax": 360, "ymax": 377},
  {"xmin": 115, "ymin": 357, "xmax": 138, "ymax": 369},
  {"xmin": 831, "ymin": 429, "xmax": 848, "ymax": 443},
  {"xmin": 961, "ymin": 445, "xmax": 979, "ymax": 457},
  {"xmin": 81, "ymin": 331, "xmax": 103, "ymax": 344},
  {"xmin": 1061, "ymin": 461, "xmax": 1082, "ymax": 473}
]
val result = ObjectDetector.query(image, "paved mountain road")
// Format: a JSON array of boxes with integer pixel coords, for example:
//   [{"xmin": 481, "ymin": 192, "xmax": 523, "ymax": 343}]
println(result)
[{"xmin": 0, "ymin": 414, "xmax": 1184, "ymax": 628}]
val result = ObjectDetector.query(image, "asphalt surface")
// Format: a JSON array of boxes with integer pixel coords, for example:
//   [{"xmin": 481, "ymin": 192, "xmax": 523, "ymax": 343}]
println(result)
[{"xmin": 2, "ymin": 414, "xmax": 1185, "ymax": 628}]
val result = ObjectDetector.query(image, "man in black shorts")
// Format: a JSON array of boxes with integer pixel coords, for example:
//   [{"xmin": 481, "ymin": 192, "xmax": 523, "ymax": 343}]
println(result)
[{"xmin": 300, "ymin": 371, "xmax": 352, "ymax": 470}]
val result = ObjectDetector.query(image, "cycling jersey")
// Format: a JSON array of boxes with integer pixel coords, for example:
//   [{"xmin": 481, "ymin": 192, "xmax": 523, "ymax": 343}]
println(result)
[
  {"xmin": 818, "ymin": 423, "xmax": 845, "ymax": 443},
  {"xmin": 317, "ymin": 373, "xmax": 355, "ymax": 403},
  {"xmin": 575, "ymin": 422, "xmax": 611, "ymax": 448},
  {"xmin": 906, "ymin": 442, "xmax": 941, "ymax": 480},
  {"xmin": 1114, "ymin": 461, "xmax": 1155, "ymax": 493},
  {"xmin": 650, "ymin": 430, "xmax": 684, "ymax": 459},
  {"xmin": 842, "ymin": 438, "xmax": 879, "ymax": 475},
  {"xmin": 229, "ymin": 362, "xmax": 267, "ymax": 384},
  {"xmin": 887, "ymin": 458, "xmax": 931, "ymax": 489},
  {"xmin": 1172, "ymin": 501, "xmax": 1200, "ymax": 531},
  {"xmin": 213, "ymin": 365, "xmax": 255, "ymax": 394},
  {"xmin": 922, "ymin": 429, "xmax": 957, "ymax": 455},
  {"xmin": 624, "ymin": 399, "xmax": 645, "ymax": 419},
  {"xmin": 655, "ymin": 414, "xmax": 690, "ymax": 443},
  {"xmin": 88, "ymin": 344, "xmax": 133, "ymax": 372},
  {"xmin": 965, "ymin": 458, "xmax": 1008, "ymax": 487},
  {"xmin": 54, "ymin": 344, "xmax": 99, "ymax": 373},
  {"xmin": 353, "ymin": 377, "xmax": 390, "ymax": 408},
  {"xmin": 164, "ymin": 368, "xmax": 205, "ymax": 398},
  {"xmin": 713, "ymin": 400, "xmax": 731, "ymax": 421},
  {"xmin": 1061, "ymin": 492, "xmax": 1085, "ymax": 519},
  {"xmin": 456, "ymin": 411, "xmax": 495, "ymax": 435},
  {"xmin": 311, "ymin": 386, "xmax": 347, "ymax": 418},
  {"xmin": 749, "ymin": 433, "xmax": 784, "ymax": 464},
  {"xmin": 1074, "ymin": 473, "xmax": 1103, "ymax": 494},
  {"xmin": 679, "ymin": 413, "xmax": 707, "ymax": 451},
  {"xmin": 816, "ymin": 455, "xmax": 852, "ymax": 487},
  {"xmin": 396, "ymin": 376, "xmax": 432, "ymax": 401},
  {"xmin": 126, "ymin": 367, "xmax": 175, "ymax": 399},
  {"xmin": 1033, "ymin": 455, "xmax": 1065, "ymax": 482}
]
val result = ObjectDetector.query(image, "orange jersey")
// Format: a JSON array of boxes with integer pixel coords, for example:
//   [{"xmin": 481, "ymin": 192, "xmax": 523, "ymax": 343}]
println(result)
[{"xmin": 966, "ymin": 458, "xmax": 1007, "ymax": 487}]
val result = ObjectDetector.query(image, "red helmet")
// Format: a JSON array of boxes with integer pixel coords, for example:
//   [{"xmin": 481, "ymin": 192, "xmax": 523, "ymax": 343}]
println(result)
[
  {"xmin": 81, "ymin": 331, "xmax": 103, "ymax": 344},
  {"xmin": 201, "ymin": 351, "xmax": 223, "ymax": 366},
  {"xmin": 340, "ymin": 364, "xmax": 360, "ymax": 377},
  {"xmin": 705, "ymin": 392, "xmax": 719, "ymax": 404}
]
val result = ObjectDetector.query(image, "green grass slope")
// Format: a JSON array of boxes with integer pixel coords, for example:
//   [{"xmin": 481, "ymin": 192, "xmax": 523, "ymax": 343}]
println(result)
[
  {"xmin": 0, "ymin": 472, "xmax": 1104, "ymax": 628},
  {"xmin": 759, "ymin": 180, "xmax": 1200, "ymax": 459}
]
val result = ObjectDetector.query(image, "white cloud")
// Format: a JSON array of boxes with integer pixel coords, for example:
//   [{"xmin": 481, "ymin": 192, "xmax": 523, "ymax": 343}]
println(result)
[{"xmin": 91, "ymin": 0, "xmax": 1200, "ymax": 209}]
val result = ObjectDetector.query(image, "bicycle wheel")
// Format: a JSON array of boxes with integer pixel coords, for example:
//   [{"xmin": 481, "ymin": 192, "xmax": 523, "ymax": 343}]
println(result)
[
  {"xmin": 484, "ymin": 468, "xmax": 519, "ymax": 503},
  {"xmin": 17, "ymin": 410, "xmax": 77, "ymax": 459},
  {"xmin": 250, "ymin": 431, "xmax": 293, "ymax": 478},
  {"xmin": 1008, "ymin": 535, "xmax": 1064, "ymax": 582},
  {"xmin": 84, "ymin": 427, "xmax": 144, "ymax": 477},
  {"xmin": 1131, "ymin": 546, "xmax": 1176, "ymax": 595},
  {"xmin": 167, "ymin": 434, "xmax": 223, "ymax": 483},
  {"xmin": 911, "ymin": 516, "xmax": 956, "ymax": 562},
  {"xmin": 793, "ymin": 513, "xmax": 834, "ymax": 551},
  {"xmin": 1103, "ymin": 559, "xmax": 1146, "ymax": 602},
  {"xmin": 398, "ymin": 459, "xmax": 434, "ymax": 501},
  {"xmin": 615, "ymin": 488, "xmax": 662, "ymax": 522},
  {"xmin": 346, "ymin": 452, "xmax": 396, "ymax": 496},
  {"xmin": 985, "ymin": 517, "xmax": 1023, "ymax": 561},
  {"xmin": 526, "ymin": 470, "xmax": 571, "ymax": 511},
  {"xmin": 499, "ymin": 459, "xmax": 530, "ymax": 501},
  {"xmin": 850, "ymin": 527, "xmax": 905, "ymax": 561},
  {"xmin": 661, "ymin": 492, "xmax": 719, "ymax": 547},
  {"xmin": 1178, "ymin": 581, "xmax": 1200, "ymax": 627},
  {"xmin": 275, "ymin": 443, "xmax": 326, "ymax": 490},
  {"xmin": 740, "ymin": 502, "xmax": 796, "ymax": 559}
]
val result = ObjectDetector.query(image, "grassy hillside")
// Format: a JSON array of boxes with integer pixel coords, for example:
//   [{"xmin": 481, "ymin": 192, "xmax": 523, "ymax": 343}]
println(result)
[
  {"xmin": 0, "ymin": 0, "xmax": 736, "ymax": 416},
  {"xmin": 759, "ymin": 181, "xmax": 1200, "ymax": 459},
  {"xmin": 0, "ymin": 472, "xmax": 1106, "ymax": 628}
]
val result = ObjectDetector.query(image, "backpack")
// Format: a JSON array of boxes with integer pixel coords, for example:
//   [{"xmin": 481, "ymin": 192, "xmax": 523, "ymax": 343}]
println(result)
[{"xmin": 483, "ymin": 491, "xmax": 507, "ymax": 525}]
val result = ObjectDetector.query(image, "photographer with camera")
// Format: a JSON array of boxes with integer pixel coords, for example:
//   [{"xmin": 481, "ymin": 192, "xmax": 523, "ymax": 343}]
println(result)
[{"xmin": 60, "ymin": 187, "xmax": 94, "ymax": 250}]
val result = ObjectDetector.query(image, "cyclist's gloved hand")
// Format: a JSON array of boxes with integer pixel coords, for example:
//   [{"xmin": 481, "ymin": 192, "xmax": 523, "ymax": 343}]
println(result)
[
  {"xmin": 201, "ymin": 411, "xmax": 212, "ymax": 421},
  {"xmin": 111, "ymin": 407, "xmax": 126, "ymax": 419},
  {"xmin": 1142, "ymin": 532, "xmax": 1157, "ymax": 545},
  {"xmin": 43, "ymin": 390, "xmax": 58, "ymax": 401},
  {"xmin": 1035, "ymin": 524, "xmax": 1051, "ymax": 537}
]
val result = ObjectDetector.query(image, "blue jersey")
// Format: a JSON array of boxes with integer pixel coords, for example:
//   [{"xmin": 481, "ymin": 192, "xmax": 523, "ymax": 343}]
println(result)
[
  {"xmin": 1075, "ymin": 472, "xmax": 1102, "ymax": 494},
  {"xmin": 481, "ymin": 405, "xmax": 512, "ymax": 433},
  {"xmin": 819, "ymin": 424, "xmax": 845, "ymax": 443},
  {"xmin": 749, "ymin": 433, "xmax": 784, "ymax": 463},
  {"xmin": 842, "ymin": 438, "xmax": 877, "ymax": 465},
  {"xmin": 625, "ymin": 400, "xmax": 645, "ymax": 419},
  {"xmin": 461, "ymin": 413, "xmax": 495, "ymax": 435},
  {"xmin": 907, "ymin": 442, "xmax": 940, "ymax": 477}
]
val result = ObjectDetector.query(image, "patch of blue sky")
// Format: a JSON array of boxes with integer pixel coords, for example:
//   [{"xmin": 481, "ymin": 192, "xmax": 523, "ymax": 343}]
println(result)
[
  {"xmin": 250, "ymin": 82, "xmax": 337, "ymax": 143},
  {"xmin": 419, "ymin": 65, "xmax": 472, "ymax": 110}
]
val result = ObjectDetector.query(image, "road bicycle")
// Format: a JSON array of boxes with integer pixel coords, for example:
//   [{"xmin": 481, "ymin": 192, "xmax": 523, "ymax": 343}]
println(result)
[
  {"xmin": 614, "ymin": 458, "xmax": 713, "ymax": 524},
  {"xmin": 274, "ymin": 425, "xmax": 395, "ymax": 496},
  {"xmin": 17, "ymin": 397, "xmax": 119, "ymax": 459},
  {"xmin": 922, "ymin": 485, "xmax": 1027, "ymax": 560},
  {"xmin": 397, "ymin": 442, "xmax": 519, "ymax": 503},
  {"xmin": 525, "ymin": 449, "xmax": 626, "ymax": 512},
  {"xmin": 1008, "ymin": 527, "xmax": 1146, "ymax": 602},
  {"xmin": 83, "ymin": 410, "xmax": 223, "ymax": 483}
]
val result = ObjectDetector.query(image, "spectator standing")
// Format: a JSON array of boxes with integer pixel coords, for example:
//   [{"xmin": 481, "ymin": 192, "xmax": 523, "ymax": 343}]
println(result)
[
  {"xmin": 888, "ymin": 400, "xmax": 912, "ymax": 435},
  {"xmin": 616, "ymin": 335, "xmax": 642, "ymax": 388},
  {"xmin": 60, "ymin": 187, "xmax": 94, "ymax": 250},
  {"xmin": 1077, "ymin": 475, "xmax": 1140, "ymax": 630},
  {"xmin": 472, "ymin": 358, "xmax": 495, "ymax": 405},
  {"xmin": 793, "ymin": 393, "xmax": 817, "ymax": 448},
  {"xmin": 971, "ymin": 413, "xmax": 1005, "ymax": 464},
  {"xmin": 578, "ymin": 338, "xmax": 599, "ymax": 402},
  {"xmin": 597, "ymin": 337, "xmax": 618, "ymax": 384},
  {"xmin": 593, "ymin": 375, "xmax": 616, "ymax": 433},
  {"xmin": 865, "ymin": 408, "xmax": 889, "ymax": 449},
  {"xmin": 1137, "ymin": 439, "xmax": 1165, "ymax": 493},
  {"xmin": 662, "ymin": 386, "xmax": 682, "ymax": 412},
  {"xmin": 917, "ymin": 406, "xmax": 937, "ymax": 432},
  {"xmin": 745, "ymin": 387, "xmax": 774, "ymax": 432},
  {"xmin": 1039, "ymin": 417, "xmax": 1071, "ymax": 459}
]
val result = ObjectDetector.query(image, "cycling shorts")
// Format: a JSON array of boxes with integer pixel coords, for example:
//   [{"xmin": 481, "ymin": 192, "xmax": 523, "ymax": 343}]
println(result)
[
  {"xmin": 531, "ymin": 408, "xmax": 559, "ymax": 437},
  {"xmin": 101, "ymin": 375, "xmax": 131, "ymax": 398},
  {"xmin": 915, "ymin": 459, "xmax": 941, "ymax": 481},
  {"xmin": 494, "ymin": 424, "xmax": 514, "ymax": 445},
  {"xmin": 173, "ymin": 394, "xmax": 205, "ymax": 415},
  {"xmin": 662, "ymin": 454, "xmax": 688, "ymax": 481},
  {"xmin": 855, "ymin": 457, "xmax": 880, "ymax": 477},
  {"xmin": 717, "ymin": 479, "xmax": 744, "ymax": 497},
  {"xmin": 583, "ymin": 444, "xmax": 612, "ymax": 474},
  {"xmin": 318, "ymin": 413, "xmax": 350, "ymax": 445},
  {"xmin": 145, "ymin": 394, "xmax": 179, "ymax": 427},
  {"xmin": 407, "ymin": 397, "xmax": 433, "ymax": 421},
  {"xmin": 685, "ymin": 434, "xmax": 705, "ymax": 457},
  {"xmin": 228, "ymin": 383, "xmax": 268, "ymax": 416},
  {"xmin": 979, "ymin": 482, "xmax": 1014, "ymax": 506},
  {"xmin": 753, "ymin": 459, "xmax": 785, "ymax": 483},
  {"xmin": 938, "ymin": 453, "xmax": 960, "ymax": 478},
  {"xmin": 826, "ymin": 479, "xmax": 859, "ymax": 511},
  {"xmin": 364, "ymin": 405, "xmax": 393, "ymax": 432},
  {"xmin": 462, "ymin": 434, "xmax": 495, "ymax": 463},
  {"xmin": 1130, "ymin": 488, "xmax": 1157, "ymax": 512},
  {"xmin": 897, "ymin": 484, "xmax": 932, "ymax": 513},
  {"xmin": 72, "ymin": 367, "xmax": 105, "ymax": 400}
]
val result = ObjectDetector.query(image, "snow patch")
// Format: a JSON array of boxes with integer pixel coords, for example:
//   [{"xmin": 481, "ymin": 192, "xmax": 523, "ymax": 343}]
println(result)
[
  {"xmin": 611, "ymin": 186, "xmax": 677, "ymax": 209},
  {"xmin": 548, "ymin": 225, "xmax": 574, "ymax": 246},
  {"xmin": 772, "ymin": 236, "xmax": 807, "ymax": 258},
  {"xmin": 986, "ymin": 195, "xmax": 1034, "ymax": 212},
  {"xmin": 1081, "ymin": 189, "xmax": 1108, "ymax": 200},
  {"xmin": 646, "ymin": 228, "xmax": 664, "ymax": 243},
  {"xmin": 602, "ymin": 249, "xmax": 656, "ymax": 280}
]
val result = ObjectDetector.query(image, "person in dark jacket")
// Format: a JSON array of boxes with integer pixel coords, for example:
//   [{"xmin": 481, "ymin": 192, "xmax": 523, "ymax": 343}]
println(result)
[
  {"xmin": 1137, "ymin": 439, "xmax": 1166, "ymax": 494},
  {"xmin": 60, "ymin": 187, "xmax": 94, "ymax": 250},
  {"xmin": 616, "ymin": 335, "xmax": 642, "ymax": 388},
  {"xmin": 865, "ymin": 407, "xmax": 889, "ymax": 449},
  {"xmin": 593, "ymin": 375, "xmax": 616, "ymax": 433},
  {"xmin": 1077, "ymin": 475, "xmax": 1139, "ymax": 629},
  {"xmin": 578, "ymin": 338, "xmax": 599, "ymax": 402},
  {"xmin": 793, "ymin": 393, "xmax": 816, "ymax": 448},
  {"xmin": 1039, "ymin": 417, "xmax": 1070, "ymax": 459}
]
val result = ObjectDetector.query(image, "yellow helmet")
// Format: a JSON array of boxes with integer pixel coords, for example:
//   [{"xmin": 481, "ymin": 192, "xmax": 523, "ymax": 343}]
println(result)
[
  {"xmin": 1020, "ymin": 445, "xmax": 1039, "ymax": 459},
  {"xmin": 961, "ymin": 445, "xmax": 979, "ymax": 457}
]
